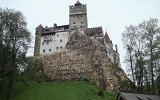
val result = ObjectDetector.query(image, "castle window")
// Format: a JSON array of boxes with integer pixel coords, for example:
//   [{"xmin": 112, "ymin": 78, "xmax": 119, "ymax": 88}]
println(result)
[
  {"xmin": 81, "ymin": 22, "xmax": 83, "ymax": 24},
  {"xmin": 80, "ymin": 26, "xmax": 82, "ymax": 28},
  {"xmin": 57, "ymin": 34, "xmax": 59, "ymax": 37},
  {"xmin": 73, "ymin": 22, "xmax": 76, "ymax": 24},
  {"xmin": 49, "ymin": 49, "xmax": 51, "ymax": 52},
  {"xmin": 81, "ymin": 15, "xmax": 83, "ymax": 17},
  {"xmin": 45, "ymin": 29, "xmax": 49, "ymax": 32},
  {"xmin": 60, "ymin": 46, "xmax": 63, "ymax": 50},
  {"xmin": 42, "ymin": 42, "xmax": 44, "ymax": 45},
  {"xmin": 56, "ymin": 47, "xmax": 59, "ymax": 50},
  {"xmin": 60, "ymin": 39, "xmax": 62, "ymax": 43},
  {"xmin": 47, "ymin": 41, "xmax": 49, "ymax": 44},
  {"xmin": 43, "ymin": 49, "xmax": 45, "ymax": 52}
]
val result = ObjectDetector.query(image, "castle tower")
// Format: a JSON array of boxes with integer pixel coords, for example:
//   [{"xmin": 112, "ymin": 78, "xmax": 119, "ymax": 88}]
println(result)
[
  {"xmin": 34, "ymin": 24, "xmax": 43, "ymax": 56},
  {"xmin": 69, "ymin": 0, "xmax": 88, "ymax": 34}
]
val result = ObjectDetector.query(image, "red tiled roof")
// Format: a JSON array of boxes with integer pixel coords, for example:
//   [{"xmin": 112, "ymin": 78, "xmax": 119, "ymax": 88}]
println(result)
[
  {"xmin": 36, "ymin": 24, "xmax": 43, "ymax": 29},
  {"xmin": 104, "ymin": 32, "xmax": 112, "ymax": 44},
  {"xmin": 41, "ymin": 25, "xmax": 69, "ymax": 35},
  {"xmin": 75, "ymin": 0, "xmax": 82, "ymax": 6}
]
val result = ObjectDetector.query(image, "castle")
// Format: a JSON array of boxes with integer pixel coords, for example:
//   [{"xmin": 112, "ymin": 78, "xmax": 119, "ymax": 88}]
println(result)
[
  {"xmin": 34, "ymin": 0, "xmax": 120, "ymax": 66},
  {"xmin": 32, "ymin": 1, "xmax": 134, "ymax": 91}
]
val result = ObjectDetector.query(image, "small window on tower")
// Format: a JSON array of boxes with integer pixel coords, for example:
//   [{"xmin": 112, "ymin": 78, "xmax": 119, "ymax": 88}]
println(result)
[
  {"xmin": 56, "ymin": 47, "xmax": 59, "ymax": 50},
  {"xmin": 49, "ymin": 49, "xmax": 51, "ymax": 52},
  {"xmin": 81, "ymin": 22, "xmax": 83, "ymax": 24},
  {"xmin": 81, "ymin": 15, "xmax": 83, "ymax": 17},
  {"xmin": 80, "ymin": 26, "xmax": 82, "ymax": 28},
  {"xmin": 60, "ymin": 39, "xmax": 62, "ymax": 43},
  {"xmin": 43, "ymin": 49, "xmax": 45, "ymax": 52},
  {"xmin": 73, "ymin": 22, "xmax": 76, "ymax": 24},
  {"xmin": 57, "ymin": 34, "xmax": 59, "ymax": 37},
  {"xmin": 60, "ymin": 46, "xmax": 63, "ymax": 50}
]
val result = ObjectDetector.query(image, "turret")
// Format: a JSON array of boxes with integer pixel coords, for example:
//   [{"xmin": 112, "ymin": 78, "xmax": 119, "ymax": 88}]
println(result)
[{"xmin": 34, "ymin": 24, "xmax": 43, "ymax": 56}]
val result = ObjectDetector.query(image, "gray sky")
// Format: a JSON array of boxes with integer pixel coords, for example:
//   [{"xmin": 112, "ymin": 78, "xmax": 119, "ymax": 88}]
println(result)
[{"xmin": 1, "ymin": 0, "xmax": 160, "ymax": 72}]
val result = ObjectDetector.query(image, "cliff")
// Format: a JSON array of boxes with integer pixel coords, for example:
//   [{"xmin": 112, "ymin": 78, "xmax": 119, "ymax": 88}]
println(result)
[{"xmin": 34, "ymin": 31, "xmax": 133, "ymax": 91}]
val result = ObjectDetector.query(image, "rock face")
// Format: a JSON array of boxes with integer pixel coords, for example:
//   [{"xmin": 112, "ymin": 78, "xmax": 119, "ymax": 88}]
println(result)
[{"xmin": 35, "ymin": 31, "xmax": 133, "ymax": 91}]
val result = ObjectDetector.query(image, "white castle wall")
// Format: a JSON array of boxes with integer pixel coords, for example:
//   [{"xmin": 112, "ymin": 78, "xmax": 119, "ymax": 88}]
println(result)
[
  {"xmin": 40, "ymin": 31, "xmax": 69, "ymax": 55},
  {"xmin": 105, "ymin": 42, "xmax": 114, "ymax": 63}
]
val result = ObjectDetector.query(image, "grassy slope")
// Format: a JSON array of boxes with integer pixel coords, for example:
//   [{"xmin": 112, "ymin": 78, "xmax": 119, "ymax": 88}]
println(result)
[{"xmin": 1, "ymin": 81, "xmax": 117, "ymax": 100}]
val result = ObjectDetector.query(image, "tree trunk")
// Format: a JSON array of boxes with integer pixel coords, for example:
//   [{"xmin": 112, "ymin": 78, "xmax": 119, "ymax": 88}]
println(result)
[
  {"xmin": 150, "ymin": 40, "xmax": 155, "ymax": 94},
  {"xmin": 129, "ymin": 50, "xmax": 135, "ymax": 85},
  {"xmin": 6, "ymin": 73, "xmax": 13, "ymax": 100},
  {"xmin": 6, "ymin": 44, "xmax": 15, "ymax": 100}
]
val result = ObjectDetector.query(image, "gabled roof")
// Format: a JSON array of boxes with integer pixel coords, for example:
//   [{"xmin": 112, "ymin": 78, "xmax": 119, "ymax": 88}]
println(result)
[
  {"xmin": 104, "ymin": 32, "xmax": 112, "ymax": 44},
  {"xmin": 36, "ymin": 24, "xmax": 43, "ymax": 29},
  {"xmin": 75, "ymin": 0, "xmax": 82, "ymax": 6},
  {"xmin": 117, "ymin": 92, "xmax": 160, "ymax": 100}
]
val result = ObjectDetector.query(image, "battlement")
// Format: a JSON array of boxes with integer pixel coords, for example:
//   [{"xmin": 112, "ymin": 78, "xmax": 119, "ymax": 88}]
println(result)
[
  {"xmin": 85, "ymin": 27, "xmax": 103, "ymax": 36},
  {"xmin": 69, "ymin": 1, "xmax": 87, "ymax": 15},
  {"xmin": 69, "ymin": 4, "xmax": 86, "ymax": 7},
  {"xmin": 69, "ymin": 5, "xmax": 86, "ymax": 11},
  {"xmin": 69, "ymin": 5, "xmax": 87, "ymax": 15}
]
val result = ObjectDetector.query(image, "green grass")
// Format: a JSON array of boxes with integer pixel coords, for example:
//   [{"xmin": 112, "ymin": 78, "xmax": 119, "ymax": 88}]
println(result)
[{"xmin": 0, "ymin": 81, "xmax": 117, "ymax": 100}]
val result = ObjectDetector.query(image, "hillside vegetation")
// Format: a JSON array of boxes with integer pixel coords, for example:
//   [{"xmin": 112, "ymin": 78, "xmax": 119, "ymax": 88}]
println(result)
[{"xmin": 0, "ymin": 81, "xmax": 117, "ymax": 100}]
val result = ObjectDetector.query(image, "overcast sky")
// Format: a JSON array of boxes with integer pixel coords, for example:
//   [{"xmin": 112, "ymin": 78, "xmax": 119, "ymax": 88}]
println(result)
[{"xmin": 1, "ymin": 0, "xmax": 160, "ymax": 72}]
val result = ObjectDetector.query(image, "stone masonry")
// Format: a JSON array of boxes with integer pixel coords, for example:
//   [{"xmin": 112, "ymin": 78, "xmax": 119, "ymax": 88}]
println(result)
[
  {"xmin": 35, "ymin": 29, "xmax": 133, "ymax": 91},
  {"xmin": 34, "ymin": 1, "xmax": 133, "ymax": 91}
]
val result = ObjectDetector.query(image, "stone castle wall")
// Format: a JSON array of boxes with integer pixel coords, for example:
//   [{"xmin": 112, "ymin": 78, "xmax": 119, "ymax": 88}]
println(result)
[
  {"xmin": 35, "ymin": 31, "xmax": 133, "ymax": 91},
  {"xmin": 34, "ymin": 28, "xmax": 42, "ymax": 56}
]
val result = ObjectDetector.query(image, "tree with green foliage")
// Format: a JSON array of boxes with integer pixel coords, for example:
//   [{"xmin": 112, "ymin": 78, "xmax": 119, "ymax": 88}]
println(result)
[
  {"xmin": 122, "ymin": 25, "xmax": 137, "ymax": 85},
  {"xmin": 122, "ymin": 18, "xmax": 160, "ymax": 94},
  {"xmin": 0, "ymin": 8, "xmax": 31, "ymax": 99},
  {"xmin": 140, "ymin": 18, "xmax": 160, "ymax": 93}
]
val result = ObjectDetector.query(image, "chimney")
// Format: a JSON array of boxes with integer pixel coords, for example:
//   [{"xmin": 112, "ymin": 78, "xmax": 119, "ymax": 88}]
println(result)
[
  {"xmin": 115, "ymin": 45, "xmax": 118, "ymax": 53},
  {"xmin": 54, "ymin": 23, "xmax": 57, "ymax": 28}
]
